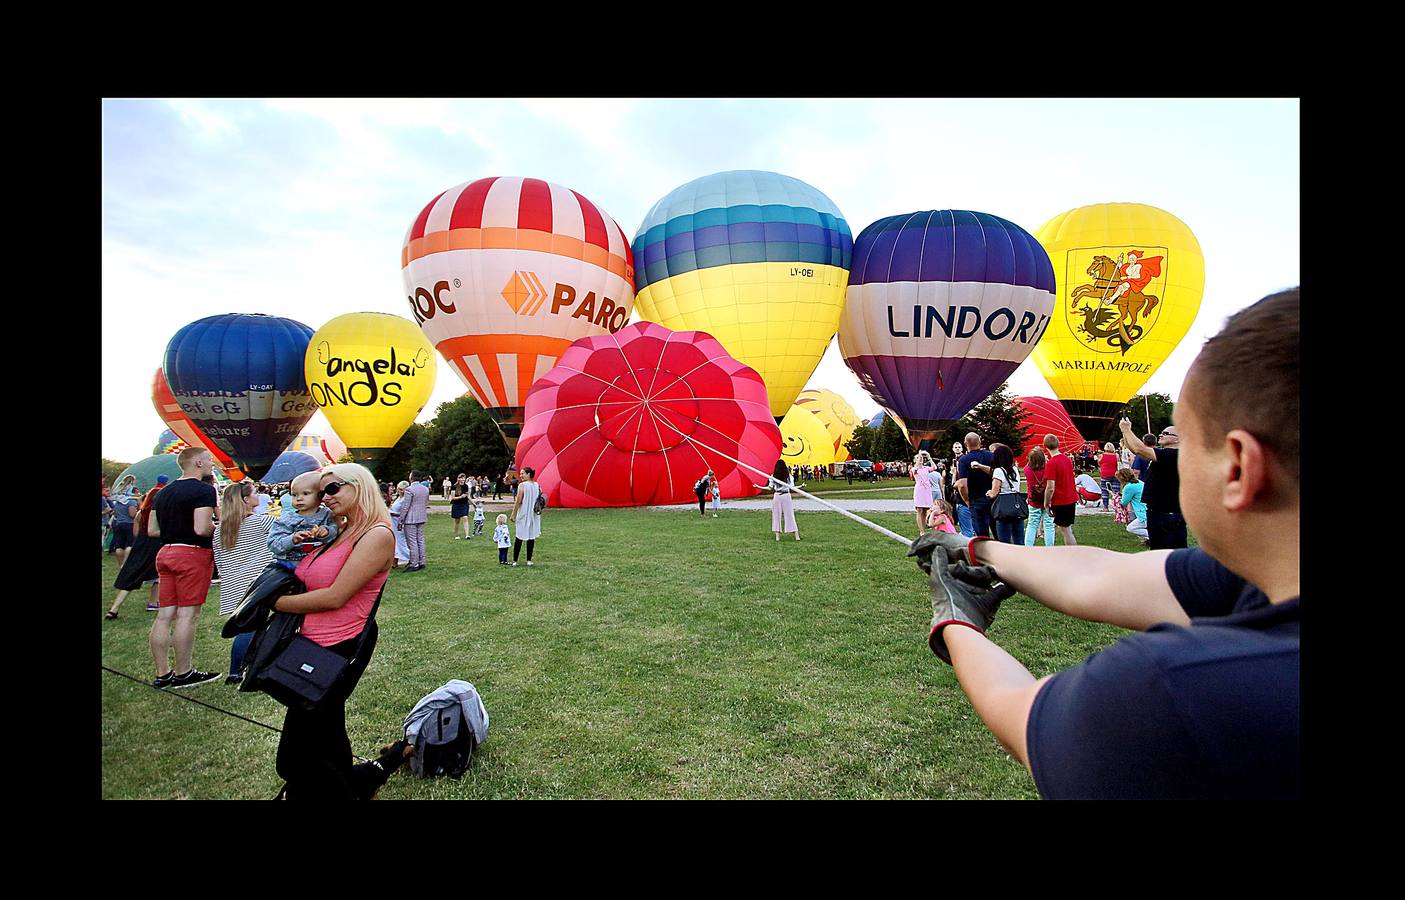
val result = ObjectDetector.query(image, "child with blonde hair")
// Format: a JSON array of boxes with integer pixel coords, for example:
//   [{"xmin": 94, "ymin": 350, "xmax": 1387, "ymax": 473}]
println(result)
[
  {"xmin": 926, "ymin": 497, "xmax": 958, "ymax": 534},
  {"xmin": 493, "ymin": 513, "xmax": 510, "ymax": 565}
]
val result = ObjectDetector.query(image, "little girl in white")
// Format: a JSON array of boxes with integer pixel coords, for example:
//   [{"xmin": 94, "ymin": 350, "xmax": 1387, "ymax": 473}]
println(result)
[
  {"xmin": 472, "ymin": 500, "xmax": 486, "ymax": 537},
  {"xmin": 493, "ymin": 514, "xmax": 510, "ymax": 565}
]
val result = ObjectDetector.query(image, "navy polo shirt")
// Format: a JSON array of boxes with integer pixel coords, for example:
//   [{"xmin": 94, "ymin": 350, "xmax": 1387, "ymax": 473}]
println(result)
[
  {"xmin": 958, "ymin": 450, "xmax": 995, "ymax": 504},
  {"xmin": 1026, "ymin": 548, "xmax": 1299, "ymax": 799}
]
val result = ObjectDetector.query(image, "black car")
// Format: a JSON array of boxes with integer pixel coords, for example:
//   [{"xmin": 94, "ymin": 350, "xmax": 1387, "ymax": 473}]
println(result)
[{"xmin": 841, "ymin": 460, "xmax": 878, "ymax": 482}]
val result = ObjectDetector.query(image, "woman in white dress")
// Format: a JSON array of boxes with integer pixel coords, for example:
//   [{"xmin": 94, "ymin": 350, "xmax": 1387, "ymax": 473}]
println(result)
[
  {"xmin": 510, "ymin": 466, "xmax": 543, "ymax": 567},
  {"xmin": 388, "ymin": 480, "xmax": 411, "ymax": 569}
]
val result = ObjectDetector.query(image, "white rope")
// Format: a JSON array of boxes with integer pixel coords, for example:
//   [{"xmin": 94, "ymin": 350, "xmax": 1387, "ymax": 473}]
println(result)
[{"xmin": 653, "ymin": 415, "xmax": 914, "ymax": 548}]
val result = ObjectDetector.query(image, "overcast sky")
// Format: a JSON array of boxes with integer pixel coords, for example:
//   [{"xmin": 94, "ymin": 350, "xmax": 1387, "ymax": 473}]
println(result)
[{"xmin": 102, "ymin": 98, "xmax": 1299, "ymax": 463}]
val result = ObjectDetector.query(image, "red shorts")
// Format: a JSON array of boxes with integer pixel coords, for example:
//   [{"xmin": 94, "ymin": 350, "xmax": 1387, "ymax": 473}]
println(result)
[{"xmin": 156, "ymin": 545, "xmax": 213, "ymax": 607}]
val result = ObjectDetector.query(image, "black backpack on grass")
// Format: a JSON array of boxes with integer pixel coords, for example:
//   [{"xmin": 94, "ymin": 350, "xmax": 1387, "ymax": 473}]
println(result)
[{"xmin": 412, "ymin": 704, "xmax": 476, "ymax": 778}]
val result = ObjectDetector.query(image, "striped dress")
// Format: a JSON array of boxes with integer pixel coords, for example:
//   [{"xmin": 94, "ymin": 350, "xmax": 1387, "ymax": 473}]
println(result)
[{"xmin": 213, "ymin": 513, "xmax": 276, "ymax": 616}]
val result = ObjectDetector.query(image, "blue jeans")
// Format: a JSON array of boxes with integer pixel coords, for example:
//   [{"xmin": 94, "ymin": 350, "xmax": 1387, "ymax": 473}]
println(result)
[
  {"xmin": 956, "ymin": 504, "xmax": 974, "ymax": 537},
  {"xmin": 994, "ymin": 516, "xmax": 1024, "ymax": 545},
  {"xmin": 230, "ymin": 630, "xmax": 253, "ymax": 676},
  {"xmin": 969, "ymin": 498, "xmax": 993, "ymax": 538},
  {"xmin": 1026, "ymin": 507, "xmax": 1055, "ymax": 546}
]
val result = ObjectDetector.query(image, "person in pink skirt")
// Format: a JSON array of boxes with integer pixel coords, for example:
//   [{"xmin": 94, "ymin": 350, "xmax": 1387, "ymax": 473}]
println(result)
[{"xmin": 911, "ymin": 450, "xmax": 937, "ymax": 535}]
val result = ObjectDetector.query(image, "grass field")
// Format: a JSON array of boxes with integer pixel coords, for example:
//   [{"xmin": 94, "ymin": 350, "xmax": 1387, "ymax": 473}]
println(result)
[{"xmin": 100, "ymin": 503, "xmax": 1165, "ymax": 799}]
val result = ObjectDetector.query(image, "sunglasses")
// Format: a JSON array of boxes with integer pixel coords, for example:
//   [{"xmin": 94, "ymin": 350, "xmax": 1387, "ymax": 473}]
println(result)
[
  {"xmin": 1160, "ymin": 431, "xmax": 1178, "ymax": 438},
  {"xmin": 321, "ymin": 480, "xmax": 353, "ymax": 496}
]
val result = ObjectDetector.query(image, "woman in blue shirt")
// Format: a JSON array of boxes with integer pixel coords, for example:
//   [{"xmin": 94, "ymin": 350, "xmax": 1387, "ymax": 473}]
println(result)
[{"xmin": 1117, "ymin": 467, "xmax": 1148, "ymax": 541}]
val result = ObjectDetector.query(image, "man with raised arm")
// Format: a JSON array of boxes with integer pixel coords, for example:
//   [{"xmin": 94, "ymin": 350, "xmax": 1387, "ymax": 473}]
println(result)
[{"xmin": 909, "ymin": 288, "xmax": 1299, "ymax": 798}]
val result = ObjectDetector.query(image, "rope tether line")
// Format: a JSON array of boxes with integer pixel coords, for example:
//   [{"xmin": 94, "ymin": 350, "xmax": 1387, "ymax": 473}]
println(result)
[
  {"xmin": 100, "ymin": 665, "xmax": 372, "ymax": 763},
  {"xmin": 652, "ymin": 415, "xmax": 915, "ymax": 548}
]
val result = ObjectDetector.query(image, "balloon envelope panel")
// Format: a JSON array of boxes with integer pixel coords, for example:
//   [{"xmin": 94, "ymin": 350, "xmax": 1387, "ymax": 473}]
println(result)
[
  {"xmin": 794, "ymin": 388, "xmax": 860, "ymax": 461},
  {"xmin": 151, "ymin": 368, "xmax": 245, "ymax": 481},
  {"xmin": 515, "ymin": 322, "xmax": 782, "ymax": 508},
  {"xmin": 779, "ymin": 403, "xmax": 837, "ymax": 467},
  {"xmin": 1013, "ymin": 396, "xmax": 1084, "ymax": 467},
  {"xmin": 154, "ymin": 429, "xmax": 188, "ymax": 455},
  {"xmin": 632, "ymin": 170, "xmax": 853, "ymax": 419},
  {"xmin": 116, "ymin": 455, "xmax": 183, "ymax": 494},
  {"xmin": 263, "ymin": 450, "xmax": 322, "ymax": 485},
  {"xmin": 162, "ymin": 314, "xmax": 316, "ymax": 481},
  {"xmin": 1030, "ymin": 203, "xmax": 1204, "ymax": 436},
  {"xmin": 403, "ymin": 177, "xmax": 635, "ymax": 450},
  {"xmin": 305, "ymin": 312, "xmax": 436, "ymax": 460},
  {"xmin": 839, "ymin": 210, "xmax": 1056, "ymax": 448}
]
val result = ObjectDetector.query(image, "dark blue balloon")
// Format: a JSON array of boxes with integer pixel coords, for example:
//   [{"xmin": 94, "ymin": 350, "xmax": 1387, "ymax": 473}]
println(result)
[
  {"xmin": 263, "ymin": 450, "xmax": 322, "ymax": 485},
  {"xmin": 163, "ymin": 314, "xmax": 316, "ymax": 480}
]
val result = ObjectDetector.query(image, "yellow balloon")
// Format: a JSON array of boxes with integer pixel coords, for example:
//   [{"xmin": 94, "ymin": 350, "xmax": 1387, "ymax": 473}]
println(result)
[
  {"xmin": 1031, "ymin": 203, "xmax": 1204, "ymax": 439},
  {"xmin": 778, "ymin": 404, "xmax": 837, "ymax": 467},
  {"xmin": 304, "ymin": 313, "xmax": 437, "ymax": 462},
  {"xmin": 794, "ymin": 389, "xmax": 860, "ymax": 462}
]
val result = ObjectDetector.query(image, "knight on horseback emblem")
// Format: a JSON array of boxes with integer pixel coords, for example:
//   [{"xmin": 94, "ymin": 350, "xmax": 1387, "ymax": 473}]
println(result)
[{"xmin": 1067, "ymin": 249, "xmax": 1165, "ymax": 356}]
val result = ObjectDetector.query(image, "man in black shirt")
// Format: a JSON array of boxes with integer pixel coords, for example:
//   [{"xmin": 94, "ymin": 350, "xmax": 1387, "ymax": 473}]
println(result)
[
  {"xmin": 146, "ymin": 448, "xmax": 222, "ymax": 689},
  {"xmin": 1122, "ymin": 421, "xmax": 1187, "ymax": 549},
  {"xmin": 910, "ymin": 288, "xmax": 1299, "ymax": 797}
]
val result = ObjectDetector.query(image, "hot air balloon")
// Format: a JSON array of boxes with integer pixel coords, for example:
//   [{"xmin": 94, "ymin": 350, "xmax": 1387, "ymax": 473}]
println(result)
[
  {"xmin": 866, "ymin": 410, "xmax": 887, "ymax": 431},
  {"xmin": 794, "ymin": 389, "xmax": 860, "ymax": 461},
  {"xmin": 305, "ymin": 312, "xmax": 437, "ymax": 466},
  {"xmin": 1012, "ymin": 396, "xmax": 1084, "ymax": 467},
  {"xmin": 778, "ymin": 403, "xmax": 836, "ymax": 467},
  {"xmin": 163, "ymin": 314, "xmax": 317, "ymax": 481},
  {"xmin": 151, "ymin": 368, "xmax": 245, "ymax": 482},
  {"xmin": 116, "ymin": 455, "xmax": 183, "ymax": 494},
  {"xmin": 402, "ymin": 176, "xmax": 635, "ymax": 451},
  {"xmin": 153, "ymin": 429, "xmax": 189, "ymax": 455},
  {"xmin": 286, "ymin": 434, "xmax": 333, "ymax": 467},
  {"xmin": 514, "ymin": 322, "xmax": 782, "ymax": 508},
  {"xmin": 1030, "ymin": 203, "xmax": 1204, "ymax": 441},
  {"xmin": 263, "ymin": 450, "xmax": 322, "ymax": 485},
  {"xmin": 632, "ymin": 170, "xmax": 853, "ymax": 420},
  {"xmin": 839, "ymin": 210, "xmax": 1056, "ymax": 450}
]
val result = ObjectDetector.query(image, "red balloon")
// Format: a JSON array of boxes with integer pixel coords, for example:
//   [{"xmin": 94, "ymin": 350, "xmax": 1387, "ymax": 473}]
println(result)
[
  {"xmin": 1014, "ymin": 396, "xmax": 1084, "ymax": 468},
  {"xmin": 515, "ymin": 322, "xmax": 782, "ymax": 508}
]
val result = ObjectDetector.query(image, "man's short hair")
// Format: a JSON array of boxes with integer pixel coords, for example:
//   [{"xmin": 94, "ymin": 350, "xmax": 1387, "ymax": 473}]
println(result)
[
  {"xmin": 1142, "ymin": 434, "xmax": 1156, "ymax": 445},
  {"xmin": 176, "ymin": 446, "xmax": 209, "ymax": 470},
  {"xmin": 1186, "ymin": 288, "xmax": 1299, "ymax": 479},
  {"xmin": 1043, "ymin": 433, "xmax": 1060, "ymax": 451}
]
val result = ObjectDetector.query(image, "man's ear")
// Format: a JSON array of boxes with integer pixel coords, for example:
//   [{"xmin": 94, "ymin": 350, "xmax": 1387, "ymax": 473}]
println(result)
[{"xmin": 1222, "ymin": 429, "xmax": 1270, "ymax": 512}]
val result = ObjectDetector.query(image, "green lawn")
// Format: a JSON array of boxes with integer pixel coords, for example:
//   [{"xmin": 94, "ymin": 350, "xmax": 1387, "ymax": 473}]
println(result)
[{"xmin": 100, "ymin": 507, "xmax": 1160, "ymax": 799}]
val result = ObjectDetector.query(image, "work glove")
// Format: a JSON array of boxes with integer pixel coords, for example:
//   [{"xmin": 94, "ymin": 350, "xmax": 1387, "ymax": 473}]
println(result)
[
  {"xmin": 908, "ymin": 530, "xmax": 995, "ymax": 570},
  {"xmin": 909, "ymin": 543, "xmax": 1016, "ymax": 664}
]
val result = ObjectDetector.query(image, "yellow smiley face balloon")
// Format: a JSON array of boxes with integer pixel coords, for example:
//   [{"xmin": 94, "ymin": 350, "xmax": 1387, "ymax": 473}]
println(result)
[
  {"xmin": 1031, "ymin": 203, "xmax": 1204, "ymax": 440},
  {"xmin": 304, "ymin": 312, "xmax": 437, "ymax": 462}
]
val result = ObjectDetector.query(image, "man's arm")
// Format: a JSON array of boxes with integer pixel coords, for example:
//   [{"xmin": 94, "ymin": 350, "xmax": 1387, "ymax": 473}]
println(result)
[
  {"xmin": 956, "ymin": 477, "xmax": 970, "ymax": 505},
  {"xmin": 1119, "ymin": 418, "xmax": 1157, "ymax": 463},
  {"xmin": 971, "ymin": 540, "xmax": 1188, "ymax": 630},
  {"xmin": 944, "ymin": 625, "xmax": 1050, "ymax": 767},
  {"xmin": 193, "ymin": 506, "xmax": 214, "ymax": 538}
]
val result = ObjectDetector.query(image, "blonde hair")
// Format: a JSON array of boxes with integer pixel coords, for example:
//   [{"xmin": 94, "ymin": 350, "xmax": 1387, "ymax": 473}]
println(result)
[
  {"xmin": 320, "ymin": 463, "xmax": 391, "ymax": 548},
  {"xmin": 496, "ymin": 513, "xmax": 507, "ymax": 525},
  {"xmin": 913, "ymin": 450, "xmax": 934, "ymax": 468},
  {"xmin": 218, "ymin": 482, "xmax": 254, "ymax": 551}
]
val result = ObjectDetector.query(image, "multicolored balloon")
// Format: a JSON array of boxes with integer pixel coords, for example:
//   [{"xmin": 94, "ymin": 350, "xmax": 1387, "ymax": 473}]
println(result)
[
  {"xmin": 151, "ymin": 368, "xmax": 245, "ymax": 481},
  {"xmin": 1030, "ymin": 202, "xmax": 1204, "ymax": 440},
  {"xmin": 632, "ymin": 170, "xmax": 853, "ymax": 420},
  {"xmin": 403, "ymin": 176, "xmax": 635, "ymax": 450},
  {"xmin": 153, "ymin": 429, "xmax": 189, "ymax": 455},
  {"xmin": 1012, "ymin": 396, "xmax": 1084, "ymax": 467},
  {"xmin": 305, "ymin": 312, "xmax": 436, "ymax": 463},
  {"xmin": 839, "ymin": 210, "xmax": 1056, "ymax": 450},
  {"xmin": 515, "ymin": 322, "xmax": 782, "ymax": 508},
  {"xmin": 286, "ymin": 434, "xmax": 333, "ymax": 466},
  {"xmin": 162, "ymin": 314, "xmax": 317, "ymax": 481},
  {"xmin": 320, "ymin": 430, "xmax": 348, "ymax": 465},
  {"xmin": 793, "ymin": 389, "xmax": 860, "ymax": 462}
]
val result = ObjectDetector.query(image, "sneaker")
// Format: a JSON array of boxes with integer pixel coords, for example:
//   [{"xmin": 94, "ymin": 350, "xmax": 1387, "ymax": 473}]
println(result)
[
  {"xmin": 511, "ymin": 562, "xmax": 518, "ymax": 567},
  {"xmin": 526, "ymin": 561, "xmax": 534, "ymax": 567},
  {"xmin": 225, "ymin": 674, "xmax": 243, "ymax": 686},
  {"xmin": 713, "ymin": 513, "xmax": 719, "ymax": 518},
  {"xmin": 153, "ymin": 671, "xmax": 175, "ymax": 688},
  {"xmin": 168, "ymin": 669, "xmax": 222, "ymax": 689},
  {"xmin": 145, "ymin": 603, "xmax": 160, "ymax": 611}
]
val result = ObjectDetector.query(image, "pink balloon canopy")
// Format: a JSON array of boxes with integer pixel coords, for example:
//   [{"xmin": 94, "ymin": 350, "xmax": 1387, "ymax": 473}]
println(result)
[
  {"xmin": 515, "ymin": 322, "xmax": 783, "ymax": 508},
  {"xmin": 1014, "ymin": 396, "xmax": 1085, "ymax": 467}
]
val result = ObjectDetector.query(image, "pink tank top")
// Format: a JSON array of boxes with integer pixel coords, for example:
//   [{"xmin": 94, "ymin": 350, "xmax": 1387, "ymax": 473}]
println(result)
[{"xmin": 295, "ymin": 524, "xmax": 391, "ymax": 647}]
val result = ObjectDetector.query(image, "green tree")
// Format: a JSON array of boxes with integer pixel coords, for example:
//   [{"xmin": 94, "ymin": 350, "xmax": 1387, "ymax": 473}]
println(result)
[
  {"xmin": 872, "ymin": 415, "xmax": 911, "ymax": 462},
  {"xmin": 1109, "ymin": 393, "xmax": 1174, "ymax": 444},
  {"xmin": 101, "ymin": 458, "xmax": 132, "ymax": 488},
  {"xmin": 411, "ymin": 395, "xmax": 513, "ymax": 482},
  {"xmin": 371, "ymin": 424, "xmax": 424, "ymax": 483},
  {"xmin": 937, "ymin": 383, "xmax": 1033, "ymax": 460},
  {"xmin": 844, "ymin": 424, "xmax": 875, "ymax": 462}
]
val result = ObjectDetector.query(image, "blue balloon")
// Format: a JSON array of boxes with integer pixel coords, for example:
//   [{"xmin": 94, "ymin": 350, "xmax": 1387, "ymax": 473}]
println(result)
[
  {"xmin": 263, "ymin": 450, "xmax": 322, "ymax": 485},
  {"xmin": 163, "ymin": 314, "xmax": 316, "ymax": 480}
]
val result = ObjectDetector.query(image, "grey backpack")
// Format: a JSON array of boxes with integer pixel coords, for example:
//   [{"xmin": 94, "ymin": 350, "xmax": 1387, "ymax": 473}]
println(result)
[{"xmin": 404, "ymin": 680, "xmax": 490, "ymax": 778}]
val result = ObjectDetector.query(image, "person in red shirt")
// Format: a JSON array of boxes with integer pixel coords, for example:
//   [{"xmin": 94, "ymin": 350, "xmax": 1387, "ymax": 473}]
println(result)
[
  {"xmin": 1043, "ymin": 434, "xmax": 1078, "ymax": 546},
  {"xmin": 1098, "ymin": 443, "xmax": 1120, "ymax": 510}
]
